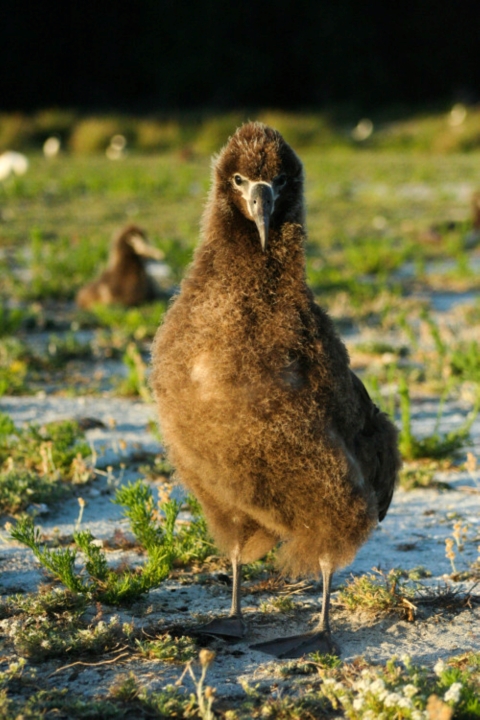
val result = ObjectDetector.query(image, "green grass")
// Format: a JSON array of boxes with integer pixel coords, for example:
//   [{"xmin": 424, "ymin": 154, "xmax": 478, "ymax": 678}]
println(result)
[
  {"xmin": 86, "ymin": 301, "xmax": 166, "ymax": 340},
  {"xmin": 2, "ymin": 148, "xmax": 480, "ymax": 304},
  {"xmin": 0, "ymin": 414, "xmax": 92, "ymax": 513},
  {"xmin": 450, "ymin": 340, "xmax": 480, "ymax": 382},
  {"xmin": 0, "ymin": 338, "xmax": 30, "ymax": 395},
  {"xmin": 117, "ymin": 342, "xmax": 152, "ymax": 401},
  {"xmin": 398, "ymin": 376, "xmax": 479, "ymax": 460}
]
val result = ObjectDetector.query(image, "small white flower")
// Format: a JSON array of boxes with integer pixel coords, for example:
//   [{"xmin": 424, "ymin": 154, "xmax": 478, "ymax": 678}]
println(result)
[
  {"xmin": 433, "ymin": 659, "xmax": 445, "ymax": 676},
  {"xmin": 403, "ymin": 683, "xmax": 418, "ymax": 698},
  {"xmin": 384, "ymin": 692, "xmax": 402, "ymax": 707},
  {"xmin": 353, "ymin": 697, "xmax": 364, "ymax": 710},
  {"xmin": 398, "ymin": 697, "xmax": 413, "ymax": 709},
  {"xmin": 354, "ymin": 678, "xmax": 370, "ymax": 691},
  {"xmin": 411, "ymin": 711, "xmax": 426, "ymax": 720},
  {"xmin": 444, "ymin": 682, "xmax": 462, "ymax": 704},
  {"xmin": 370, "ymin": 678, "xmax": 386, "ymax": 694}
]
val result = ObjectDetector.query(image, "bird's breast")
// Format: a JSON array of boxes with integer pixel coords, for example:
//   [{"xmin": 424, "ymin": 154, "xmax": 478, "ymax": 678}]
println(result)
[{"xmin": 190, "ymin": 352, "xmax": 220, "ymax": 401}]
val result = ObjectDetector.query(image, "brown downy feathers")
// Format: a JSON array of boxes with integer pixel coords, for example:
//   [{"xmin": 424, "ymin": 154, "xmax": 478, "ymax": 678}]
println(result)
[{"xmin": 151, "ymin": 122, "xmax": 401, "ymax": 580}]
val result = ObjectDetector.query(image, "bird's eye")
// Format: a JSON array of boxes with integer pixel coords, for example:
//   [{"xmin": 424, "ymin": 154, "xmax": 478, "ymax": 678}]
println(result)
[
  {"xmin": 234, "ymin": 175, "xmax": 243, "ymax": 186},
  {"xmin": 276, "ymin": 173, "xmax": 287, "ymax": 187}
]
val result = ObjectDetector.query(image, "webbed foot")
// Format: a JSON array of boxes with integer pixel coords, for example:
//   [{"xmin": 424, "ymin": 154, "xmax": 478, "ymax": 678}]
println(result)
[
  {"xmin": 250, "ymin": 630, "xmax": 339, "ymax": 658},
  {"xmin": 195, "ymin": 616, "xmax": 246, "ymax": 639}
]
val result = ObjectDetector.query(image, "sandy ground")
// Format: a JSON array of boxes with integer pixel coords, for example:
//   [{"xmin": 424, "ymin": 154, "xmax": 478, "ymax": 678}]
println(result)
[{"xmin": 1, "ymin": 384, "xmax": 479, "ymax": 702}]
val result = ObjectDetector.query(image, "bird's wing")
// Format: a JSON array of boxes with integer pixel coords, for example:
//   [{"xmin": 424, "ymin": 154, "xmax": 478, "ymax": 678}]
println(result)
[
  {"xmin": 350, "ymin": 370, "xmax": 399, "ymax": 522},
  {"xmin": 307, "ymin": 294, "xmax": 399, "ymax": 521}
]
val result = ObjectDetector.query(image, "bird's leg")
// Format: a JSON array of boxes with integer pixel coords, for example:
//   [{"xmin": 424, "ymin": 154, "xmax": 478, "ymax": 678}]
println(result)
[
  {"xmin": 229, "ymin": 552, "xmax": 242, "ymax": 619},
  {"xmin": 250, "ymin": 564, "xmax": 339, "ymax": 658},
  {"xmin": 315, "ymin": 563, "xmax": 332, "ymax": 631},
  {"xmin": 195, "ymin": 548, "xmax": 246, "ymax": 639},
  {"xmin": 311, "ymin": 564, "xmax": 339, "ymax": 653}
]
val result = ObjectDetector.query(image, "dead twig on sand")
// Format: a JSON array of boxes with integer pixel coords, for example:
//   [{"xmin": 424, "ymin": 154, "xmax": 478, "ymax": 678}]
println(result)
[{"xmin": 49, "ymin": 649, "xmax": 130, "ymax": 676}]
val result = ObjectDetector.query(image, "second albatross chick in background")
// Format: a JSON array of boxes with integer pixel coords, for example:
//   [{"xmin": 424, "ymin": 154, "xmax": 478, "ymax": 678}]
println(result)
[
  {"xmin": 151, "ymin": 122, "xmax": 401, "ymax": 658},
  {"xmin": 76, "ymin": 224, "xmax": 163, "ymax": 309}
]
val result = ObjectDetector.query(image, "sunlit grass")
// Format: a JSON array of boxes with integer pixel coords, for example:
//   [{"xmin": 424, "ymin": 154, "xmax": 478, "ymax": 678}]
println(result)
[{"xmin": 1, "ymin": 148, "xmax": 479, "ymax": 328}]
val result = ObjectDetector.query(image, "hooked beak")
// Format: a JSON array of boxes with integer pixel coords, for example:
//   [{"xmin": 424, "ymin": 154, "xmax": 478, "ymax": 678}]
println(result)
[{"xmin": 247, "ymin": 182, "xmax": 274, "ymax": 252}]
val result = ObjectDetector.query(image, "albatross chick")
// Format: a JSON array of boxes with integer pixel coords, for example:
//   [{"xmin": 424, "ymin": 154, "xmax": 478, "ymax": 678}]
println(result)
[
  {"xmin": 76, "ymin": 224, "xmax": 163, "ymax": 309},
  {"xmin": 151, "ymin": 122, "xmax": 400, "ymax": 658}
]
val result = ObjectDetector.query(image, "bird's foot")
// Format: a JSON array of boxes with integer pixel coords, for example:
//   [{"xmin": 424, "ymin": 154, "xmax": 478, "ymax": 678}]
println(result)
[
  {"xmin": 250, "ymin": 630, "xmax": 339, "ymax": 659},
  {"xmin": 195, "ymin": 616, "xmax": 246, "ymax": 639}
]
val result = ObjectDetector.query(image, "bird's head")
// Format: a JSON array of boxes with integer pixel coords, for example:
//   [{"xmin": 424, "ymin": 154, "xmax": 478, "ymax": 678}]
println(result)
[
  {"xmin": 213, "ymin": 122, "xmax": 304, "ymax": 252},
  {"xmin": 113, "ymin": 225, "xmax": 163, "ymax": 263}
]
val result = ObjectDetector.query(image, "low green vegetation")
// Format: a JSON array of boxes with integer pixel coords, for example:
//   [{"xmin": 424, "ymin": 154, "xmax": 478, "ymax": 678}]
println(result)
[
  {"xmin": 399, "ymin": 461, "xmax": 450, "ymax": 491},
  {"xmin": 398, "ymin": 376, "xmax": 479, "ymax": 460},
  {"xmin": 0, "ymin": 586, "xmax": 87, "ymax": 620},
  {"xmin": 339, "ymin": 567, "xmax": 480, "ymax": 621},
  {"xmin": 259, "ymin": 594, "xmax": 297, "ymax": 615},
  {"xmin": 0, "ymin": 338, "xmax": 29, "ymax": 395},
  {"xmin": 136, "ymin": 633, "xmax": 197, "ymax": 664},
  {"xmin": 0, "ymin": 333, "xmax": 96, "ymax": 396},
  {"xmin": 0, "ymin": 302, "xmax": 34, "ymax": 337},
  {"xmin": 174, "ymin": 493, "xmax": 215, "ymax": 566},
  {"xmin": 338, "ymin": 570, "xmax": 416, "ymax": 620},
  {"xmin": 86, "ymin": 301, "xmax": 166, "ymax": 340},
  {"xmin": 25, "ymin": 230, "xmax": 105, "ymax": 301},
  {"xmin": 318, "ymin": 653, "xmax": 480, "ymax": 720},
  {"xmin": 0, "ymin": 469, "xmax": 66, "ymax": 516},
  {"xmin": 0, "ymin": 650, "xmax": 479, "ymax": 719},
  {"xmin": 42, "ymin": 332, "xmax": 93, "ymax": 367},
  {"xmin": 449, "ymin": 340, "xmax": 480, "ymax": 383},
  {"xmin": 0, "ymin": 413, "xmax": 92, "ymax": 514},
  {"xmin": 10, "ymin": 481, "xmax": 178, "ymax": 605},
  {"xmin": 12, "ymin": 613, "xmax": 127, "ymax": 662},
  {"xmin": 9, "ymin": 479, "xmax": 213, "ymax": 606},
  {"xmin": 117, "ymin": 342, "xmax": 152, "ymax": 401},
  {"xmin": 0, "ymin": 661, "xmax": 195, "ymax": 719}
]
